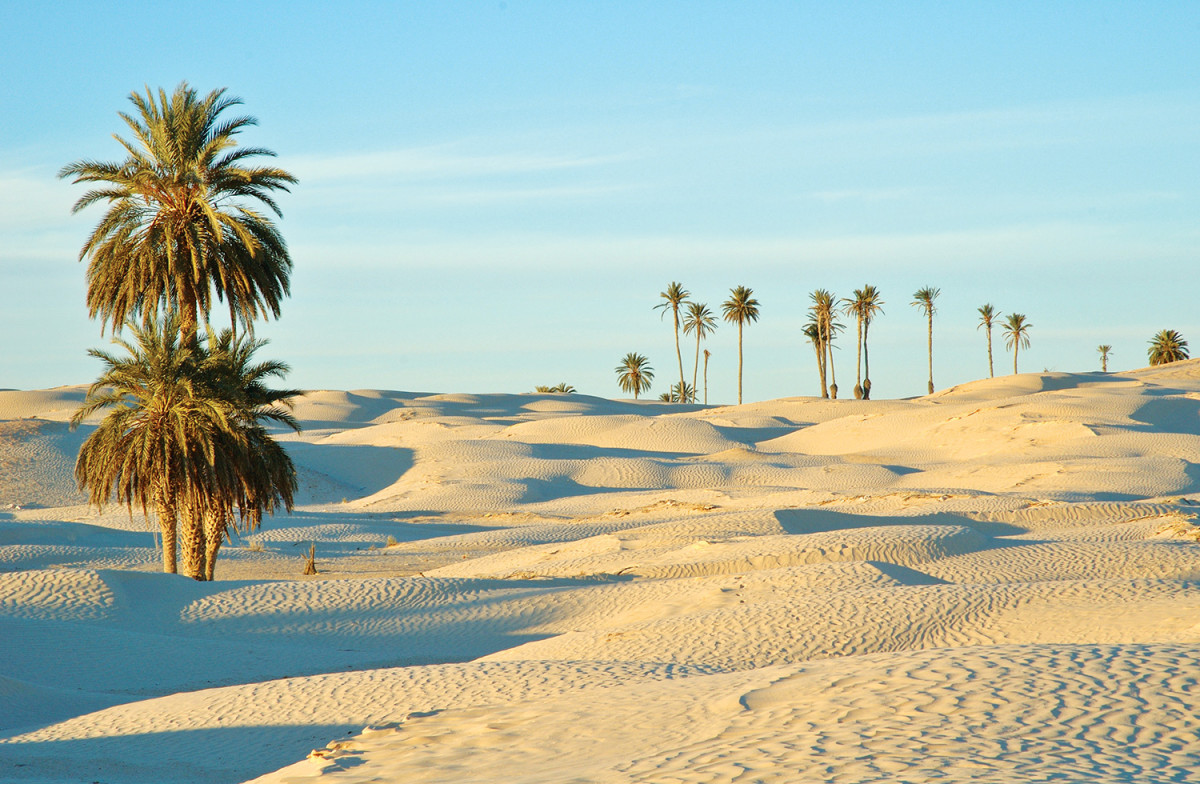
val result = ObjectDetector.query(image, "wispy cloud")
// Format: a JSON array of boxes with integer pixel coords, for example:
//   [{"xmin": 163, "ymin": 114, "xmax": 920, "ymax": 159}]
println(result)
[{"xmin": 284, "ymin": 143, "xmax": 636, "ymax": 184}]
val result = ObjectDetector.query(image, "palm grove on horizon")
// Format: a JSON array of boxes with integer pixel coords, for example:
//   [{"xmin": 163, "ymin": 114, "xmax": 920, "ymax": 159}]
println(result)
[
  {"xmin": 62, "ymin": 82, "xmax": 299, "ymax": 580},
  {"xmin": 614, "ymin": 283, "xmax": 1192, "ymax": 403}
]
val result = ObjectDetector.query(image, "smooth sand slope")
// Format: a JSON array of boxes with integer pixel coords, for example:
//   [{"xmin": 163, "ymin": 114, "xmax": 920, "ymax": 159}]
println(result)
[{"xmin": 1, "ymin": 366, "xmax": 1199, "ymax": 782}]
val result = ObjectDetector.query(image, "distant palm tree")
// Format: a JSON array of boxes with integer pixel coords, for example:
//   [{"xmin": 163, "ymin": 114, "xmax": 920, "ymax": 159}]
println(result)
[
  {"xmin": 978, "ymin": 304, "xmax": 998, "ymax": 378},
  {"xmin": 615, "ymin": 353, "xmax": 654, "ymax": 399},
  {"xmin": 810, "ymin": 290, "xmax": 838, "ymax": 398},
  {"xmin": 911, "ymin": 287, "xmax": 940, "ymax": 394},
  {"xmin": 59, "ymin": 82, "xmax": 296, "ymax": 339},
  {"xmin": 722, "ymin": 286, "xmax": 760, "ymax": 405},
  {"xmin": 535, "ymin": 383, "xmax": 575, "ymax": 393},
  {"xmin": 682, "ymin": 302, "xmax": 717, "ymax": 398},
  {"xmin": 1148, "ymin": 330, "xmax": 1189, "ymax": 365},
  {"xmin": 668, "ymin": 381, "xmax": 696, "ymax": 403},
  {"xmin": 1002, "ymin": 313, "xmax": 1032, "ymax": 374},
  {"xmin": 803, "ymin": 321, "xmax": 825, "ymax": 396},
  {"xmin": 1097, "ymin": 344, "xmax": 1113, "ymax": 373},
  {"xmin": 655, "ymin": 282, "xmax": 690, "ymax": 397},
  {"xmin": 844, "ymin": 285, "xmax": 884, "ymax": 399},
  {"xmin": 702, "ymin": 349, "xmax": 712, "ymax": 405}
]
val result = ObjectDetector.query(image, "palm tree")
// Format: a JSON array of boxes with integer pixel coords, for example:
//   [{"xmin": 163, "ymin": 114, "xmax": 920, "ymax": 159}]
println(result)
[
  {"xmin": 844, "ymin": 286, "xmax": 884, "ymax": 399},
  {"xmin": 1148, "ymin": 330, "xmax": 1189, "ymax": 365},
  {"xmin": 655, "ymin": 282, "xmax": 690, "ymax": 397},
  {"xmin": 978, "ymin": 304, "xmax": 998, "ymax": 378},
  {"xmin": 667, "ymin": 381, "xmax": 696, "ymax": 403},
  {"xmin": 59, "ymin": 82, "xmax": 297, "ymax": 338},
  {"xmin": 682, "ymin": 302, "xmax": 717, "ymax": 397},
  {"xmin": 615, "ymin": 353, "xmax": 654, "ymax": 399},
  {"xmin": 71, "ymin": 317, "xmax": 236, "ymax": 574},
  {"xmin": 703, "ymin": 349, "xmax": 712, "ymax": 405},
  {"xmin": 810, "ymin": 290, "xmax": 840, "ymax": 398},
  {"xmin": 803, "ymin": 321, "xmax": 825, "ymax": 396},
  {"xmin": 1097, "ymin": 345, "xmax": 1113, "ymax": 372},
  {"xmin": 911, "ymin": 287, "xmax": 940, "ymax": 394},
  {"xmin": 193, "ymin": 329, "xmax": 299, "ymax": 580},
  {"xmin": 72, "ymin": 318, "xmax": 299, "ymax": 580},
  {"xmin": 722, "ymin": 286, "xmax": 760, "ymax": 405},
  {"xmin": 1002, "ymin": 313, "xmax": 1032, "ymax": 374}
]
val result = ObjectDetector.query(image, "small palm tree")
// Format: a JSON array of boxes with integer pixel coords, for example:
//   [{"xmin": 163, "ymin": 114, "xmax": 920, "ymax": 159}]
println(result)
[
  {"xmin": 844, "ymin": 285, "xmax": 884, "ymax": 399},
  {"xmin": 722, "ymin": 286, "xmax": 760, "ymax": 405},
  {"xmin": 615, "ymin": 353, "xmax": 654, "ymax": 399},
  {"xmin": 665, "ymin": 381, "xmax": 696, "ymax": 403},
  {"xmin": 655, "ymin": 282, "xmax": 690, "ymax": 397},
  {"xmin": 978, "ymin": 304, "xmax": 998, "ymax": 378},
  {"xmin": 1148, "ymin": 330, "xmax": 1189, "ymax": 365},
  {"xmin": 803, "ymin": 321, "xmax": 825, "ymax": 396},
  {"xmin": 682, "ymin": 302, "xmax": 717, "ymax": 398},
  {"xmin": 911, "ymin": 287, "xmax": 940, "ymax": 394},
  {"xmin": 702, "ymin": 349, "xmax": 712, "ymax": 405},
  {"xmin": 1097, "ymin": 344, "xmax": 1113, "ymax": 372},
  {"xmin": 60, "ymin": 82, "xmax": 296, "ymax": 338},
  {"xmin": 1002, "ymin": 313, "xmax": 1032, "ymax": 374}
]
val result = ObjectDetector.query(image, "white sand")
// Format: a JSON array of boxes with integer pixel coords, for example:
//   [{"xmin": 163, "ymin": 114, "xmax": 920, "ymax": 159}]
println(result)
[{"xmin": 1, "ymin": 367, "xmax": 1200, "ymax": 782}]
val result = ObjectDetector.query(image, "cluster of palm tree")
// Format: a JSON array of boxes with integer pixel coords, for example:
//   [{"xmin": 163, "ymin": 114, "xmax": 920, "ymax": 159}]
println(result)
[
  {"xmin": 625, "ymin": 283, "xmax": 758, "ymax": 404},
  {"xmin": 975, "ymin": 304, "xmax": 1033, "ymax": 376},
  {"xmin": 534, "ymin": 383, "xmax": 576, "ymax": 393},
  {"xmin": 803, "ymin": 286, "xmax": 884, "ymax": 400},
  {"xmin": 61, "ymin": 82, "xmax": 299, "ymax": 580}
]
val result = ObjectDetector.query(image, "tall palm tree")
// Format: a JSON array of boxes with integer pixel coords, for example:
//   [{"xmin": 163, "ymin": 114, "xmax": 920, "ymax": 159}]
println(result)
[
  {"xmin": 654, "ymin": 282, "xmax": 690, "ymax": 397},
  {"xmin": 615, "ymin": 353, "xmax": 654, "ymax": 399},
  {"xmin": 682, "ymin": 301, "xmax": 717, "ymax": 398},
  {"xmin": 844, "ymin": 285, "xmax": 884, "ymax": 399},
  {"xmin": 978, "ymin": 304, "xmax": 998, "ymax": 378},
  {"xmin": 1002, "ymin": 313, "xmax": 1032, "ymax": 374},
  {"xmin": 59, "ymin": 82, "xmax": 297, "ymax": 338},
  {"xmin": 722, "ymin": 286, "xmax": 760, "ymax": 405},
  {"xmin": 1148, "ymin": 330, "xmax": 1189, "ymax": 365},
  {"xmin": 1097, "ymin": 344, "xmax": 1113, "ymax": 372},
  {"xmin": 71, "ymin": 317, "xmax": 235, "ymax": 574},
  {"xmin": 703, "ymin": 349, "xmax": 712, "ymax": 405},
  {"xmin": 911, "ymin": 287, "xmax": 940, "ymax": 394}
]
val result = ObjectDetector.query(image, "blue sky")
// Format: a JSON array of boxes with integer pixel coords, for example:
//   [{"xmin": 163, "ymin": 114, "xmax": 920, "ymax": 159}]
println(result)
[{"xmin": 2, "ymin": 1, "xmax": 1198, "ymax": 402}]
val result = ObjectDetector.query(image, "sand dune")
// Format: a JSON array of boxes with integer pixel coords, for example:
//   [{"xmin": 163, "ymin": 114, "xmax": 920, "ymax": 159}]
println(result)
[{"xmin": 2, "ymin": 365, "xmax": 1200, "ymax": 782}]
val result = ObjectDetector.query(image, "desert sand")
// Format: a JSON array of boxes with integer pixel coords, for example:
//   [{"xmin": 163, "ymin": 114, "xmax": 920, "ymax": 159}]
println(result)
[{"xmin": 1, "ymin": 364, "xmax": 1199, "ymax": 783}]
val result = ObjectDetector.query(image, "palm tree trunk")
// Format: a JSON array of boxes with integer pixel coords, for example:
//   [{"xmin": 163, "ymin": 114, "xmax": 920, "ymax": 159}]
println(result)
[
  {"xmin": 674, "ymin": 310, "xmax": 685, "ymax": 395},
  {"xmin": 1014, "ymin": 344, "xmax": 1019, "ymax": 375},
  {"xmin": 926, "ymin": 313, "xmax": 934, "ymax": 394},
  {"xmin": 180, "ymin": 498, "xmax": 207, "ymax": 580},
  {"xmin": 817, "ymin": 334, "xmax": 828, "ymax": 398},
  {"xmin": 156, "ymin": 501, "xmax": 177, "ymax": 574},
  {"xmin": 862, "ymin": 320, "xmax": 872, "ymax": 400},
  {"xmin": 987, "ymin": 328, "xmax": 994, "ymax": 378},
  {"xmin": 203, "ymin": 507, "xmax": 228, "ymax": 582},
  {"xmin": 692, "ymin": 333, "xmax": 701, "ymax": 397},
  {"xmin": 737, "ymin": 321, "xmax": 744, "ymax": 405},
  {"xmin": 703, "ymin": 352, "xmax": 709, "ymax": 405},
  {"xmin": 854, "ymin": 316, "xmax": 863, "ymax": 399},
  {"xmin": 827, "ymin": 318, "xmax": 838, "ymax": 399}
]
